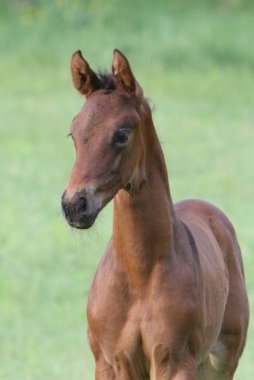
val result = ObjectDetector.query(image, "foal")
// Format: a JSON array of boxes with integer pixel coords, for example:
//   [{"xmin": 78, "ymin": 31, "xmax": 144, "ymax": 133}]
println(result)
[{"xmin": 61, "ymin": 49, "xmax": 249, "ymax": 379}]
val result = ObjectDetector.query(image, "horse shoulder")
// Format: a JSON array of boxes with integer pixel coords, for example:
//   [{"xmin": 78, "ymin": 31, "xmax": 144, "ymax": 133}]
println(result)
[
  {"xmin": 88, "ymin": 238, "xmax": 127, "ymax": 316},
  {"xmin": 87, "ymin": 239, "xmax": 132, "ymax": 357}
]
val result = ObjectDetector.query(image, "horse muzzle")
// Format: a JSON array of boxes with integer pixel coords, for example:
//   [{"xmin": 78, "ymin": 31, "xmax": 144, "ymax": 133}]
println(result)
[{"xmin": 61, "ymin": 189, "xmax": 100, "ymax": 229}]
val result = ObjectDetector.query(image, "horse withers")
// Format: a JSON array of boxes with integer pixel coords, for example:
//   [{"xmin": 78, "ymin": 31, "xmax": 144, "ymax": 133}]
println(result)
[{"xmin": 61, "ymin": 49, "xmax": 249, "ymax": 379}]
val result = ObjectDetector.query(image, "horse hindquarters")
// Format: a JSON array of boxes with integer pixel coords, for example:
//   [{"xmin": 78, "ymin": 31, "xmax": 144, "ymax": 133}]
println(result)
[
  {"xmin": 175, "ymin": 200, "xmax": 249, "ymax": 379},
  {"xmin": 206, "ymin": 216, "xmax": 249, "ymax": 378},
  {"xmin": 207, "ymin": 243, "xmax": 249, "ymax": 379}
]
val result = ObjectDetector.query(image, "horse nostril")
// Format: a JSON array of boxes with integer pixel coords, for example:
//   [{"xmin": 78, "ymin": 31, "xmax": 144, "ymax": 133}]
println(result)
[{"xmin": 78, "ymin": 196, "xmax": 87, "ymax": 214}]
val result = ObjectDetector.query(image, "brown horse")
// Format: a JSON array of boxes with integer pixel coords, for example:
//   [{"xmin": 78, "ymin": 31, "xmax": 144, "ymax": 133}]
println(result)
[{"xmin": 61, "ymin": 49, "xmax": 249, "ymax": 379}]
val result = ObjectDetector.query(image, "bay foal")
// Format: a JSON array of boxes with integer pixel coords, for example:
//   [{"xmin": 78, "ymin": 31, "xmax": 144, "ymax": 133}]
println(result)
[{"xmin": 61, "ymin": 49, "xmax": 249, "ymax": 379}]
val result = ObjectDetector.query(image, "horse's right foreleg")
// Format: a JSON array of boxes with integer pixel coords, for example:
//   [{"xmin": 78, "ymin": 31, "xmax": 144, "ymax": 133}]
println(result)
[
  {"xmin": 88, "ymin": 330, "xmax": 116, "ymax": 380},
  {"xmin": 95, "ymin": 357, "xmax": 116, "ymax": 380}
]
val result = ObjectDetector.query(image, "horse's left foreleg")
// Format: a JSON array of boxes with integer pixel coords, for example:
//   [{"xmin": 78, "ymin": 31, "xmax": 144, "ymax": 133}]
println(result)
[
  {"xmin": 171, "ymin": 359, "xmax": 197, "ymax": 380},
  {"xmin": 172, "ymin": 370, "xmax": 197, "ymax": 380},
  {"xmin": 150, "ymin": 352, "xmax": 197, "ymax": 380}
]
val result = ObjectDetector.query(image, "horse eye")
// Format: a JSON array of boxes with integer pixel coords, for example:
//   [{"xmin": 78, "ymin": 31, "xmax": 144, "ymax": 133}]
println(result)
[{"xmin": 113, "ymin": 130, "xmax": 129, "ymax": 145}]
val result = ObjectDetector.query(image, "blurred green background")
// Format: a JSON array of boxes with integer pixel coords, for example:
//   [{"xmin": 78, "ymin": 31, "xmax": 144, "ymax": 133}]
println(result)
[{"xmin": 0, "ymin": 0, "xmax": 253, "ymax": 378}]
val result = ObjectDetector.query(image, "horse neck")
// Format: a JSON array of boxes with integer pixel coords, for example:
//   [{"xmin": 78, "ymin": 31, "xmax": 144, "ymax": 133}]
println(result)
[{"xmin": 112, "ymin": 111, "xmax": 175, "ymax": 284}]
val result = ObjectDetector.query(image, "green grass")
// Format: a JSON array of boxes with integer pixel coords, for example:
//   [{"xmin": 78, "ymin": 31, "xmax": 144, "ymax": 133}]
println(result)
[{"xmin": 0, "ymin": 0, "xmax": 253, "ymax": 378}]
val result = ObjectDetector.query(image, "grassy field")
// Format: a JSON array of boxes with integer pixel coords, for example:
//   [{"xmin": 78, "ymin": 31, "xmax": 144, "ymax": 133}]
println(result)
[{"xmin": 0, "ymin": 0, "xmax": 253, "ymax": 378}]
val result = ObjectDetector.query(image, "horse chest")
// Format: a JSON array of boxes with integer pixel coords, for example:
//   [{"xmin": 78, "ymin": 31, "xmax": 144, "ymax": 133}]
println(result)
[{"xmin": 88, "ymin": 265, "xmax": 197, "ymax": 377}]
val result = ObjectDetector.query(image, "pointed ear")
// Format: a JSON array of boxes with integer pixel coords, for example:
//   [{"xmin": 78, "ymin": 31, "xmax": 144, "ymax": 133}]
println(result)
[
  {"xmin": 112, "ymin": 49, "xmax": 136, "ymax": 95},
  {"xmin": 71, "ymin": 50, "xmax": 100, "ymax": 97}
]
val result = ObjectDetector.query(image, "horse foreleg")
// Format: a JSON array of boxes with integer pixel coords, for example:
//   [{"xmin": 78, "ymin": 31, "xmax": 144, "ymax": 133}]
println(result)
[
  {"xmin": 171, "ymin": 359, "xmax": 197, "ymax": 380},
  {"xmin": 150, "ymin": 352, "xmax": 197, "ymax": 380},
  {"xmin": 95, "ymin": 357, "xmax": 116, "ymax": 380}
]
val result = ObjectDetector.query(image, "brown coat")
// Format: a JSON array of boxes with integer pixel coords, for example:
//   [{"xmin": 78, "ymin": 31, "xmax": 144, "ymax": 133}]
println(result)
[{"xmin": 62, "ymin": 49, "xmax": 249, "ymax": 379}]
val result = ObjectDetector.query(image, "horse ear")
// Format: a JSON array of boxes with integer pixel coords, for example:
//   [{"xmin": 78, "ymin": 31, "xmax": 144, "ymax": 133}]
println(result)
[
  {"xmin": 112, "ymin": 49, "xmax": 136, "ymax": 95},
  {"xmin": 71, "ymin": 50, "xmax": 100, "ymax": 97}
]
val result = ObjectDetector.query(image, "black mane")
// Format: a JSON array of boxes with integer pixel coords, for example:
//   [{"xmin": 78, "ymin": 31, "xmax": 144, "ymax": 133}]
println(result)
[{"xmin": 97, "ymin": 71, "xmax": 117, "ymax": 92}]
